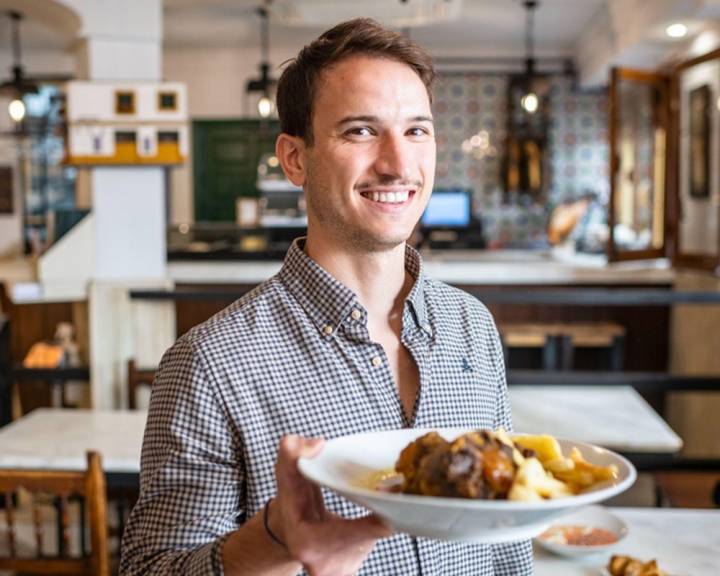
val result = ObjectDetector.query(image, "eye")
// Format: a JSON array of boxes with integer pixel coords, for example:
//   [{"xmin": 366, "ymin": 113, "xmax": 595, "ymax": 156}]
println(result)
[
  {"xmin": 407, "ymin": 126, "xmax": 433, "ymax": 138},
  {"xmin": 345, "ymin": 126, "xmax": 375, "ymax": 137}
]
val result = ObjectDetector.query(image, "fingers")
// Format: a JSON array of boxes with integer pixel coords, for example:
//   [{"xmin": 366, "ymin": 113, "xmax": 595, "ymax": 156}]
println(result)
[
  {"xmin": 276, "ymin": 435, "xmax": 326, "ymax": 522},
  {"xmin": 296, "ymin": 514, "xmax": 391, "ymax": 576},
  {"xmin": 331, "ymin": 513, "xmax": 393, "ymax": 542},
  {"xmin": 272, "ymin": 435, "xmax": 393, "ymax": 576}
]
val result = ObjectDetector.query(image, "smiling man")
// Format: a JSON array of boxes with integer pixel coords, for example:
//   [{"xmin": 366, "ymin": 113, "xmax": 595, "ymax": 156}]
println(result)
[{"xmin": 120, "ymin": 18, "xmax": 532, "ymax": 576}]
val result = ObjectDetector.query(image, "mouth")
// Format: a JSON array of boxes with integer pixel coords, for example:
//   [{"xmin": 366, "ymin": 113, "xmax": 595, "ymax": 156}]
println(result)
[{"xmin": 358, "ymin": 189, "xmax": 416, "ymax": 206}]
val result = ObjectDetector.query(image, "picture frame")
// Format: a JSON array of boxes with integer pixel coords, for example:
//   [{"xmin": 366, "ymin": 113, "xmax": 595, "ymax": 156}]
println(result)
[
  {"xmin": 670, "ymin": 46, "xmax": 720, "ymax": 270},
  {"xmin": 688, "ymin": 84, "xmax": 711, "ymax": 199}
]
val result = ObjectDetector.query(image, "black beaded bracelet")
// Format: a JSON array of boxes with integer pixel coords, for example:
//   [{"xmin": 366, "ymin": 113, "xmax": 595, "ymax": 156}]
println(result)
[{"xmin": 263, "ymin": 498, "xmax": 287, "ymax": 549}]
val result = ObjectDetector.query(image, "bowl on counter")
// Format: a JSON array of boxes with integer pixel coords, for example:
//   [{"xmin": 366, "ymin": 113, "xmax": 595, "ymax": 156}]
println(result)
[{"xmin": 534, "ymin": 505, "xmax": 628, "ymax": 557}]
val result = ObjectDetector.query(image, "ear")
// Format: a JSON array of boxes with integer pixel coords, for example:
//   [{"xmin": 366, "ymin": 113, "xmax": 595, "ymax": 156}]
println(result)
[{"xmin": 276, "ymin": 133, "xmax": 306, "ymax": 187}]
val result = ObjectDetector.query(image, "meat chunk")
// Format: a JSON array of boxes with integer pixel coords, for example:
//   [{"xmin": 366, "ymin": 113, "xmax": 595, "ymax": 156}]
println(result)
[{"xmin": 395, "ymin": 430, "xmax": 517, "ymax": 499}]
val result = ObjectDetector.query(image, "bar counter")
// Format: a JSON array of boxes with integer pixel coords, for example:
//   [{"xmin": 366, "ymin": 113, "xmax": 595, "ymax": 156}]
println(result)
[{"xmin": 167, "ymin": 250, "xmax": 674, "ymax": 287}]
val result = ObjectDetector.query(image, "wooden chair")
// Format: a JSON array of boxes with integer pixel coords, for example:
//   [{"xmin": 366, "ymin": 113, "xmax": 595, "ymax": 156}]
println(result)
[
  {"xmin": 127, "ymin": 359, "xmax": 156, "ymax": 410},
  {"xmin": 498, "ymin": 322, "xmax": 626, "ymax": 371},
  {"xmin": 0, "ymin": 451, "xmax": 109, "ymax": 575}
]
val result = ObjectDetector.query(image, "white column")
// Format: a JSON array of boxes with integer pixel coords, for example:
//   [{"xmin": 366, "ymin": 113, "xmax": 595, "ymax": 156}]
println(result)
[{"xmin": 64, "ymin": 0, "xmax": 175, "ymax": 408}]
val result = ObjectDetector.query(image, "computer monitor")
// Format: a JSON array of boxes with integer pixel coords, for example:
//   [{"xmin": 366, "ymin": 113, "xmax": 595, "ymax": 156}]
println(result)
[{"xmin": 421, "ymin": 189, "xmax": 472, "ymax": 228}]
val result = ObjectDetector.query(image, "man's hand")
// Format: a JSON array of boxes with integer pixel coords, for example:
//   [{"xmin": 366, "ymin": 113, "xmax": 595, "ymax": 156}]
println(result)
[{"xmin": 268, "ymin": 435, "xmax": 393, "ymax": 576}]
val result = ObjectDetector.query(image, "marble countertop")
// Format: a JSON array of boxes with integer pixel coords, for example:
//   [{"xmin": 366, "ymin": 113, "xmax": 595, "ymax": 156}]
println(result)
[
  {"xmin": 534, "ymin": 507, "xmax": 720, "ymax": 575},
  {"xmin": 509, "ymin": 386, "xmax": 682, "ymax": 453}
]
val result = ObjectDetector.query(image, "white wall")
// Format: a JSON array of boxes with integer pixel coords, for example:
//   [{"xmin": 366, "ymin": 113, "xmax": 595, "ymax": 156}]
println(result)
[
  {"xmin": 163, "ymin": 45, "xmax": 300, "ymax": 224},
  {"xmin": 93, "ymin": 167, "xmax": 166, "ymax": 280}
]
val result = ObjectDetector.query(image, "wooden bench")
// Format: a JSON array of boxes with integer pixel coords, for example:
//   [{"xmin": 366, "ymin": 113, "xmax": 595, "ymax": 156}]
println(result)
[{"xmin": 498, "ymin": 322, "xmax": 626, "ymax": 370}]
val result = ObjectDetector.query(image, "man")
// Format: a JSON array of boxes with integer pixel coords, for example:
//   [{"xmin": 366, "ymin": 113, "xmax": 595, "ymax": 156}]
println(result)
[{"xmin": 120, "ymin": 18, "xmax": 533, "ymax": 576}]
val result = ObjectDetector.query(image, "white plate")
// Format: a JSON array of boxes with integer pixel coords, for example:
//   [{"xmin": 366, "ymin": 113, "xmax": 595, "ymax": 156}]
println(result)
[
  {"xmin": 298, "ymin": 428, "xmax": 637, "ymax": 544},
  {"xmin": 534, "ymin": 505, "xmax": 628, "ymax": 557}
]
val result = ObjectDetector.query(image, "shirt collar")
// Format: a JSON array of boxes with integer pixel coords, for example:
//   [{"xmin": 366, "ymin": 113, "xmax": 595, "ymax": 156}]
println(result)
[{"xmin": 279, "ymin": 238, "xmax": 429, "ymax": 337}]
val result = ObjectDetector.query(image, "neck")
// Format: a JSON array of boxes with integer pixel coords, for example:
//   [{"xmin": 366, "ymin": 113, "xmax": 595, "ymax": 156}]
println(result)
[{"xmin": 304, "ymin": 231, "xmax": 411, "ymax": 320}]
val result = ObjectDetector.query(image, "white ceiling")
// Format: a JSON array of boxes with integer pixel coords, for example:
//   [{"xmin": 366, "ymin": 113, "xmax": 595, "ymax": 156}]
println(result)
[
  {"xmin": 0, "ymin": 0, "xmax": 718, "ymax": 86},
  {"xmin": 162, "ymin": 0, "xmax": 607, "ymax": 55},
  {"xmin": 0, "ymin": 0, "xmax": 618, "ymax": 55}
]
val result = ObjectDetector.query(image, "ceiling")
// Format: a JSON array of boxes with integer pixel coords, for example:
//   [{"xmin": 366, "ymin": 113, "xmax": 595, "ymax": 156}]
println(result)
[
  {"xmin": 0, "ymin": 0, "xmax": 624, "ymax": 55},
  {"xmin": 0, "ymin": 0, "xmax": 718, "ymax": 86},
  {"xmin": 162, "ymin": 0, "xmax": 607, "ymax": 55}
]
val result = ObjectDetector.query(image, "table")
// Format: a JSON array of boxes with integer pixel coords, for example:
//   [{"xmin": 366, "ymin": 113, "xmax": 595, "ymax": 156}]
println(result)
[
  {"xmin": 0, "ymin": 387, "xmax": 681, "ymax": 476},
  {"xmin": 0, "ymin": 409, "xmax": 145, "ymax": 477},
  {"xmin": 0, "ymin": 406, "xmax": 709, "ymax": 572},
  {"xmin": 534, "ymin": 507, "xmax": 720, "ymax": 575},
  {"xmin": 509, "ymin": 386, "xmax": 683, "ymax": 454}
]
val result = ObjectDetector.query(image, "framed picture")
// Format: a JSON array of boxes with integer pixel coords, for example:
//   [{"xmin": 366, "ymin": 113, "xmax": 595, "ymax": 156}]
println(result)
[
  {"xmin": 158, "ymin": 91, "xmax": 177, "ymax": 111},
  {"xmin": 689, "ymin": 84, "xmax": 710, "ymax": 199},
  {"xmin": 0, "ymin": 166, "xmax": 13, "ymax": 214},
  {"xmin": 115, "ymin": 90, "xmax": 136, "ymax": 115}
]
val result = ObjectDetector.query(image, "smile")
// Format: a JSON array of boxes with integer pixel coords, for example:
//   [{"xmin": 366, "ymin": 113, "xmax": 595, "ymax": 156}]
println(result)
[{"xmin": 359, "ymin": 190, "xmax": 414, "ymax": 204}]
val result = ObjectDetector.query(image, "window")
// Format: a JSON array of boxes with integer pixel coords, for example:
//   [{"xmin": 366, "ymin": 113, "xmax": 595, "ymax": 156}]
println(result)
[
  {"xmin": 115, "ymin": 131, "xmax": 137, "ymax": 144},
  {"xmin": 158, "ymin": 131, "xmax": 179, "ymax": 143},
  {"xmin": 115, "ymin": 91, "xmax": 135, "ymax": 114},
  {"xmin": 158, "ymin": 91, "xmax": 177, "ymax": 111}
]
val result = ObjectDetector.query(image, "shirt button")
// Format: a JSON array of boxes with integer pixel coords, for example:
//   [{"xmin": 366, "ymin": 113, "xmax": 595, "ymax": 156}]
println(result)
[
  {"xmin": 423, "ymin": 323, "xmax": 432, "ymax": 333},
  {"xmin": 322, "ymin": 324, "xmax": 333, "ymax": 335},
  {"xmin": 371, "ymin": 356, "xmax": 382, "ymax": 367},
  {"xmin": 350, "ymin": 309, "xmax": 362, "ymax": 321}
]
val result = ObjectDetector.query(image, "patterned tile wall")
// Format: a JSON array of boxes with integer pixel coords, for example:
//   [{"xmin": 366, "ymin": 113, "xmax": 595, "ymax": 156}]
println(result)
[{"xmin": 433, "ymin": 74, "xmax": 609, "ymax": 248}]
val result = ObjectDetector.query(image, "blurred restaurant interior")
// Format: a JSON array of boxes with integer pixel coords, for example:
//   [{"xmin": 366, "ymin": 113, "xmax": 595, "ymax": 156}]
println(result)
[{"xmin": 0, "ymin": 0, "xmax": 720, "ymax": 573}]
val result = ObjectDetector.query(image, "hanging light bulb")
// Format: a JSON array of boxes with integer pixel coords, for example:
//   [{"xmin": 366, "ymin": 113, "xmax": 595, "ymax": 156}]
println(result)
[
  {"xmin": 257, "ymin": 94, "xmax": 274, "ymax": 118},
  {"xmin": 1, "ymin": 12, "xmax": 38, "ymax": 126},
  {"xmin": 8, "ymin": 98, "xmax": 26, "ymax": 122},
  {"xmin": 520, "ymin": 92, "xmax": 539, "ymax": 114},
  {"xmin": 245, "ymin": 5, "xmax": 277, "ymax": 118}
]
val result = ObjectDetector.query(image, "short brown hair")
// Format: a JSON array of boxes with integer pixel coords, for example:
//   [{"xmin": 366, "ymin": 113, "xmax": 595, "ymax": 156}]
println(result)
[{"xmin": 276, "ymin": 18, "xmax": 435, "ymax": 145}]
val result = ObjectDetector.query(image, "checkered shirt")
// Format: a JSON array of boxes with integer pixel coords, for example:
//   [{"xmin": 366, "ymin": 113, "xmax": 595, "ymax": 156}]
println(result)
[{"xmin": 120, "ymin": 239, "xmax": 533, "ymax": 575}]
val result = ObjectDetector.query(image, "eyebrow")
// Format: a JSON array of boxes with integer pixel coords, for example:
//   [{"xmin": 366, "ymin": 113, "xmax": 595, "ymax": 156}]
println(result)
[{"xmin": 336, "ymin": 114, "xmax": 434, "ymax": 127}]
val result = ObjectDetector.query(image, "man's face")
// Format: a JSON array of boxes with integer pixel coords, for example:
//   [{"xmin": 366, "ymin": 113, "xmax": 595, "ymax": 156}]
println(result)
[{"xmin": 301, "ymin": 55, "xmax": 436, "ymax": 252}]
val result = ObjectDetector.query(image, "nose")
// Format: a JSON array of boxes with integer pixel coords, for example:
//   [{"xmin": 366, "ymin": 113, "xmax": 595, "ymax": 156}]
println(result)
[{"xmin": 373, "ymin": 131, "xmax": 411, "ymax": 181}]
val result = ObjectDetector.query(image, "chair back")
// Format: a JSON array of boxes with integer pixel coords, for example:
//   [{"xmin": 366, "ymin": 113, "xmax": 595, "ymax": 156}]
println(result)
[
  {"xmin": 127, "ymin": 359, "xmax": 156, "ymax": 410},
  {"xmin": 0, "ymin": 451, "xmax": 109, "ymax": 576},
  {"xmin": 0, "ymin": 315, "xmax": 11, "ymax": 427}
]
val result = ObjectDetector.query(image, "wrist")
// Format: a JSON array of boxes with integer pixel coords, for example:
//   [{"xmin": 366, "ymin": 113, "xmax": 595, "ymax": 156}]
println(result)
[{"xmin": 264, "ymin": 498, "xmax": 288, "ymax": 550}]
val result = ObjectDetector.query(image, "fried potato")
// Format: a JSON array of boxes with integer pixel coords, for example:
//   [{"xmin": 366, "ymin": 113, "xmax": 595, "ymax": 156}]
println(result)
[
  {"xmin": 513, "ymin": 434, "xmax": 564, "ymax": 464},
  {"xmin": 508, "ymin": 457, "xmax": 573, "ymax": 500},
  {"xmin": 552, "ymin": 447, "xmax": 618, "ymax": 489}
]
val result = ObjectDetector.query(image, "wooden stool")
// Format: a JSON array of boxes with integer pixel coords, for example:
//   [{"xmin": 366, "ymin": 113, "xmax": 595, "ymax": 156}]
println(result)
[{"xmin": 498, "ymin": 322, "xmax": 626, "ymax": 371}]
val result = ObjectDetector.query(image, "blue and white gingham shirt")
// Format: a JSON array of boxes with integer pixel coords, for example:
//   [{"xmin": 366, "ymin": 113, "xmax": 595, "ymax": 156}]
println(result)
[{"xmin": 120, "ymin": 238, "xmax": 533, "ymax": 575}]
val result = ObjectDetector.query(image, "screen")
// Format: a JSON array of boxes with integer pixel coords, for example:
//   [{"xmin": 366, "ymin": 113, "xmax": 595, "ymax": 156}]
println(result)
[{"xmin": 421, "ymin": 190, "xmax": 471, "ymax": 228}]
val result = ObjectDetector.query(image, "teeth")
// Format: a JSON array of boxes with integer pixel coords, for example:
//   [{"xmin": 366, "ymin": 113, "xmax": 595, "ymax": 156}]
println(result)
[{"xmin": 364, "ymin": 190, "xmax": 410, "ymax": 204}]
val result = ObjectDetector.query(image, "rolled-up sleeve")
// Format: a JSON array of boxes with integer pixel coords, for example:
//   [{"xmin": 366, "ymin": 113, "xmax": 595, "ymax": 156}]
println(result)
[{"xmin": 120, "ymin": 336, "xmax": 244, "ymax": 575}]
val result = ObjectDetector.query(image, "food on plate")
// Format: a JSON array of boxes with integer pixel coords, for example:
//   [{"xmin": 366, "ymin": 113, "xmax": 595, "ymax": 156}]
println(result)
[
  {"xmin": 538, "ymin": 524, "xmax": 618, "ymax": 546},
  {"xmin": 608, "ymin": 554, "xmax": 668, "ymax": 576},
  {"xmin": 395, "ymin": 430, "xmax": 516, "ymax": 498},
  {"xmin": 382, "ymin": 429, "xmax": 618, "ymax": 501}
]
